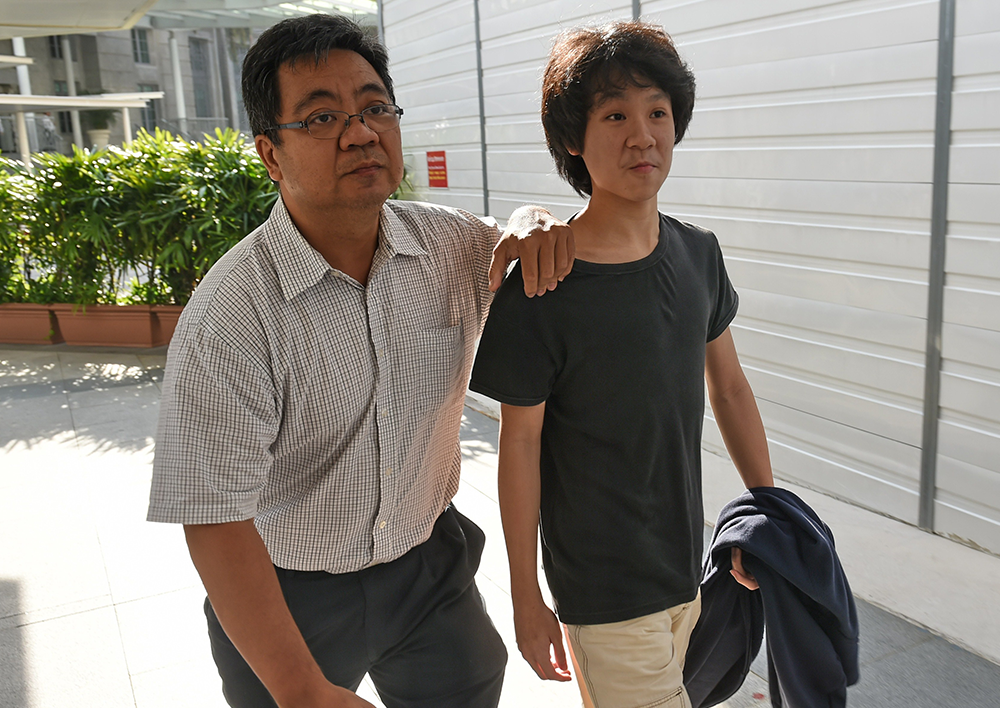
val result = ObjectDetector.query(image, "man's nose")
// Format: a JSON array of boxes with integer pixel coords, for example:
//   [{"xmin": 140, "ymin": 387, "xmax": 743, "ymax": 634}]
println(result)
[{"xmin": 339, "ymin": 113, "xmax": 378, "ymax": 149}]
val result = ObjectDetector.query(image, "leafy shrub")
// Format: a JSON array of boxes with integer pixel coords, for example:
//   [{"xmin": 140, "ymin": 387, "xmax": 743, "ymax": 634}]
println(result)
[{"xmin": 4, "ymin": 127, "xmax": 417, "ymax": 306}]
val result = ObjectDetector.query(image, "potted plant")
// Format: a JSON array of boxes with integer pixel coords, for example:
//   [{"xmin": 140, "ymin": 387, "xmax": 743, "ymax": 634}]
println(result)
[
  {"xmin": 79, "ymin": 89, "xmax": 117, "ymax": 150},
  {"xmin": 0, "ymin": 158, "xmax": 63, "ymax": 344}
]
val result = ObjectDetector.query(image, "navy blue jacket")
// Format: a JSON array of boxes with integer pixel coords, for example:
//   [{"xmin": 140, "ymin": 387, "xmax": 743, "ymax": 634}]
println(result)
[{"xmin": 684, "ymin": 487, "xmax": 859, "ymax": 708}]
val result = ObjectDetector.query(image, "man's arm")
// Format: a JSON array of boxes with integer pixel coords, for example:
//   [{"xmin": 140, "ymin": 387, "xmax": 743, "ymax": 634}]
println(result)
[
  {"xmin": 184, "ymin": 521, "xmax": 376, "ymax": 708},
  {"xmin": 489, "ymin": 206, "xmax": 575, "ymax": 297},
  {"xmin": 705, "ymin": 327, "xmax": 775, "ymax": 590},
  {"xmin": 497, "ymin": 402, "xmax": 571, "ymax": 682}
]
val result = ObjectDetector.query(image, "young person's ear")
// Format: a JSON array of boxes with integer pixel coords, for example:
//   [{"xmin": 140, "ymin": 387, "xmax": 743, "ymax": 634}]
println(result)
[{"xmin": 566, "ymin": 143, "xmax": 581, "ymax": 157}]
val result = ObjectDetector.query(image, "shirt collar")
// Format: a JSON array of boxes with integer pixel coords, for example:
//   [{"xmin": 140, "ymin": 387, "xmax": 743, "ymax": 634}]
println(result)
[{"xmin": 265, "ymin": 198, "xmax": 427, "ymax": 302}]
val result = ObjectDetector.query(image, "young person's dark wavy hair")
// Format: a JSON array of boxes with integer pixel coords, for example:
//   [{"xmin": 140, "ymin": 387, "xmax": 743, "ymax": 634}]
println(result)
[
  {"xmin": 541, "ymin": 21, "xmax": 696, "ymax": 197},
  {"xmin": 242, "ymin": 14, "xmax": 394, "ymax": 146}
]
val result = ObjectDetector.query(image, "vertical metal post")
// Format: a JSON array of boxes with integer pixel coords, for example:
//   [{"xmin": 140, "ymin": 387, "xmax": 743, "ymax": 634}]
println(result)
[
  {"xmin": 633, "ymin": 0, "xmax": 641, "ymax": 20},
  {"xmin": 473, "ymin": 0, "xmax": 490, "ymax": 216},
  {"xmin": 62, "ymin": 36, "xmax": 83, "ymax": 148},
  {"xmin": 170, "ymin": 31, "xmax": 189, "ymax": 138},
  {"xmin": 918, "ymin": 0, "xmax": 957, "ymax": 531},
  {"xmin": 376, "ymin": 0, "xmax": 385, "ymax": 45}
]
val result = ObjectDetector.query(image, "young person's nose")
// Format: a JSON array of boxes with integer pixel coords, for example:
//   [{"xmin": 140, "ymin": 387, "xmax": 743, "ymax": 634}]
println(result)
[{"xmin": 626, "ymin": 118, "xmax": 656, "ymax": 150}]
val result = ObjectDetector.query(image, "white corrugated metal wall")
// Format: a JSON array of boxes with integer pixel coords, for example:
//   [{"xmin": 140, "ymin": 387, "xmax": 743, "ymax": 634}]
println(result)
[
  {"xmin": 381, "ymin": 0, "xmax": 1000, "ymax": 555},
  {"xmin": 935, "ymin": 0, "xmax": 1000, "ymax": 551}
]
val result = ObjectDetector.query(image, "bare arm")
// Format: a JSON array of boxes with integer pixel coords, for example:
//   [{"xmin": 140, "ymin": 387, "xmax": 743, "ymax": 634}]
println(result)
[
  {"xmin": 705, "ymin": 327, "xmax": 774, "ymax": 490},
  {"xmin": 497, "ymin": 403, "xmax": 571, "ymax": 682},
  {"xmin": 705, "ymin": 328, "xmax": 774, "ymax": 591},
  {"xmin": 184, "ymin": 521, "xmax": 375, "ymax": 708},
  {"xmin": 489, "ymin": 206, "xmax": 575, "ymax": 297}
]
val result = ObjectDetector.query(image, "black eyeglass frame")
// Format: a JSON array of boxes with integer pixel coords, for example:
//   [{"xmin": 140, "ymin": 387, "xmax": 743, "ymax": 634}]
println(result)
[{"xmin": 265, "ymin": 105, "xmax": 404, "ymax": 139}]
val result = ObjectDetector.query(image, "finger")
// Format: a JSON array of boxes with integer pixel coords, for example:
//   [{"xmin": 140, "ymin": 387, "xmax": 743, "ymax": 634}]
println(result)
[
  {"xmin": 520, "ymin": 240, "xmax": 540, "ymax": 297},
  {"xmin": 488, "ymin": 240, "xmax": 511, "ymax": 293},
  {"xmin": 551, "ymin": 635, "xmax": 572, "ymax": 681},
  {"xmin": 554, "ymin": 226, "xmax": 574, "ymax": 281},
  {"xmin": 536, "ymin": 232, "xmax": 556, "ymax": 288},
  {"xmin": 730, "ymin": 567, "xmax": 760, "ymax": 591}
]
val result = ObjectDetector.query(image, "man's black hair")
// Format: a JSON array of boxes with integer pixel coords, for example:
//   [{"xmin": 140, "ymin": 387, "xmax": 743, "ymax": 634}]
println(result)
[{"xmin": 242, "ymin": 14, "xmax": 393, "ymax": 146}]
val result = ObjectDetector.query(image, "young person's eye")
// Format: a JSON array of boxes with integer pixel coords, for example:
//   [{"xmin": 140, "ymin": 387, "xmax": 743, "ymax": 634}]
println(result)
[
  {"xmin": 651, "ymin": 109, "xmax": 668, "ymax": 119},
  {"xmin": 607, "ymin": 112, "xmax": 626, "ymax": 121}
]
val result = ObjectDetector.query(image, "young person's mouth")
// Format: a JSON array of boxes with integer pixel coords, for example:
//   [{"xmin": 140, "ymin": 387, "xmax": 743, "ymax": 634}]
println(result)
[{"xmin": 630, "ymin": 162, "xmax": 656, "ymax": 174}]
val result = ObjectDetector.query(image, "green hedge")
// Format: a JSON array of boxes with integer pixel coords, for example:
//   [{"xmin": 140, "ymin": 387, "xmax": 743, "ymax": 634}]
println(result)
[
  {"xmin": 1, "ymin": 127, "xmax": 413, "ymax": 306},
  {"xmin": 1, "ymin": 128, "xmax": 279, "ymax": 306}
]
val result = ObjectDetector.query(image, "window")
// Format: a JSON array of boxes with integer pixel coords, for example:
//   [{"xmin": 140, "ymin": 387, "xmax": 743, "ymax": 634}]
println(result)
[
  {"xmin": 132, "ymin": 29, "xmax": 150, "ymax": 64},
  {"xmin": 48, "ymin": 36, "xmax": 63, "ymax": 59},
  {"xmin": 138, "ymin": 84, "xmax": 159, "ymax": 132},
  {"xmin": 189, "ymin": 39, "xmax": 212, "ymax": 118},
  {"xmin": 53, "ymin": 80, "xmax": 71, "ymax": 133}
]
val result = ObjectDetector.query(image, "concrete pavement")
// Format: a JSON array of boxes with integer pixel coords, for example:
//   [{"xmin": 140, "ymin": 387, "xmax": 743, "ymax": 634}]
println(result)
[{"xmin": 1, "ymin": 345, "xmax": 999, "ymax": 707}]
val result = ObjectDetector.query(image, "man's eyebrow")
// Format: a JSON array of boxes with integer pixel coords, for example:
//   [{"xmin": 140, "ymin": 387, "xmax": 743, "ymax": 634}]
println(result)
[
  {"xmin": 291, "ymin": 83, "xmax": 390, "ymax": 116},
  {"xmin": 292, "ymin": 89, "xmax": 340, "ymax": 116},
  {"xmin": 357, "ymin": 82, "xmax": 389, "ymax": 100}
]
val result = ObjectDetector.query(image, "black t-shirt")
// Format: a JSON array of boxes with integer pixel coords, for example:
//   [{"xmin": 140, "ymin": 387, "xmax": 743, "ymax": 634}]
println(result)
[{"xmin": 470, "ymin": 213, "xmax": 738, "ymax": 625}]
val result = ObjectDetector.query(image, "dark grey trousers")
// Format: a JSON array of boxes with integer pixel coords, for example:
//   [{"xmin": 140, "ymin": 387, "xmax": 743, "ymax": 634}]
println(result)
[{"xmin": 204, "ymin": 506, "xmax": 508, "ymax": 708}]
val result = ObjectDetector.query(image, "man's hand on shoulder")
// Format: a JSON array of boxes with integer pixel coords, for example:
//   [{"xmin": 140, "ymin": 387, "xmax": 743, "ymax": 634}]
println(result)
[{"xmin": 489, "ymin": 205, "xmax": 575, "ymax": 297}]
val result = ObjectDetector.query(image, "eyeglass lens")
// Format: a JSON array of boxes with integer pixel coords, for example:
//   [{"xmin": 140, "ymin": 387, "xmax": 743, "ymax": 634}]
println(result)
[{"xmin": 307, "ymin": 106, "xmax": 401, "ymax": 139}]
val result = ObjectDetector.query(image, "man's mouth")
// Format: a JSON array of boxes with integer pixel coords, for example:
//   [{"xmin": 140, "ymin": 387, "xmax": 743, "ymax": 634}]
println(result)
[{"xmin": 349, "ymin": 161, "xmax": 382, "ymax": 176}]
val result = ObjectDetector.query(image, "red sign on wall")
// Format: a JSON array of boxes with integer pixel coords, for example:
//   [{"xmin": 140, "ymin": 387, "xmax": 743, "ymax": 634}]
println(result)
[{"xmin": 427, "ymin": 150, "xmax": 448, "ymax": 188}]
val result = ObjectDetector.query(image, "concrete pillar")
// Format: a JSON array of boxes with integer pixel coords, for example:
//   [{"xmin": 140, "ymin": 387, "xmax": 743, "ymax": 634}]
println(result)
[
  {"xmin": 11, "ymin": 37, "xmax": 38, "ymax": 152},
  {"xmin": 169, "ymin": 31, "xmax": 188, "ymax": 137},
  {"xmin": 61, "ymin": 36, "xmax": 83, "ymax": 148},
  {"xmin": 15, "ymin": 110, "xmax": 31, "ymax": 171},
  {"xmin": 121, "ymin": 108, "xmax": 132, "ymax": 143}
]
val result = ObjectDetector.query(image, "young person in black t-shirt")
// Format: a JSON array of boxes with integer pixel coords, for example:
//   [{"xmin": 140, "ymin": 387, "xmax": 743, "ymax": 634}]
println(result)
[{"xmin": 470, "ymin": 21, "xmax": 775, "ymax": 708}]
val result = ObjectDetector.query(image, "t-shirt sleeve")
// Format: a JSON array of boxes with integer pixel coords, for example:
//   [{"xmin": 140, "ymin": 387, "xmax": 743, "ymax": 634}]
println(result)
[
  {"xmin": 470, "ymin": 265, "xmax": 558, "ymax": 407},
  {"xmin": 707, "ymin": 234, "xmax": 739, "ymax": 342},
  {"xmin": 147, "ymin": 319, "xmax": 280, "ymax": 524}
]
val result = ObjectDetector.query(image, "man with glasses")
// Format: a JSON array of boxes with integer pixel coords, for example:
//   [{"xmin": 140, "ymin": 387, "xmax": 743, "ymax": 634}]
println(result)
[{"xmin": 147, "ymin": 13, "xmax": 572, "ymax": 708}]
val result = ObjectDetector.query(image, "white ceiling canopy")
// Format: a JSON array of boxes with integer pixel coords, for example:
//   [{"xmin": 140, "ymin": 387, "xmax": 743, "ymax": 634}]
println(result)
[
  {"xmin": 141, "ymin": 0, "xmax": 377, "ymax": 30},
  {"xmin": 0, "ymin": 0, "xmax": 376, "ymax": 39},
  {"xmin": 0, "ymin": 0, "xmax": 158, "ymax": 40}
]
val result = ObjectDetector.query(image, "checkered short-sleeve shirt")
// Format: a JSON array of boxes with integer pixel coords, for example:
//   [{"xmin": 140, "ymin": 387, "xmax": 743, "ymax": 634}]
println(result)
[{"xmin": 147, "ymin": 197, "xmax": 498, "ymax": 573}]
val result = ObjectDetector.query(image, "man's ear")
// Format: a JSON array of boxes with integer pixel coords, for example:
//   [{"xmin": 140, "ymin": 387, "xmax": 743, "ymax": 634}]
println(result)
[{"xmin": 255, "ymin": 133, "xmax": 283, "ymax": 183}]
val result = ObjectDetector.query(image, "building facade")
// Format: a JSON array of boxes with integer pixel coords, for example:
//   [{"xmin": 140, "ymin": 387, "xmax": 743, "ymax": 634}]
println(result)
[{"xmin": 0, "ymin": 26, "xmax": 255, "ymax": 153}]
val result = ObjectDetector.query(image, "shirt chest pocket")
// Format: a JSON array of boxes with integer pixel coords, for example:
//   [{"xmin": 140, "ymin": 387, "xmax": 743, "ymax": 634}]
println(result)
[{"xmin": 401, "ymin": 325, "xmax": 465, "ymax": 407}]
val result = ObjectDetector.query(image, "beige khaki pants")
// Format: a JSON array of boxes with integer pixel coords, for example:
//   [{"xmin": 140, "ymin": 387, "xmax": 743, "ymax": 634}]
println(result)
[{"xmin": 565, "ymin": 592, "xmax": 701, "ymax": 708}]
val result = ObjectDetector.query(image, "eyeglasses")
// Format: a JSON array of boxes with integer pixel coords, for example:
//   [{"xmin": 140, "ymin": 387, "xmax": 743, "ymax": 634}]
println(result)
[{"xmin": 266, "ymin": 104, "xmax": 404, "ymax": 140}]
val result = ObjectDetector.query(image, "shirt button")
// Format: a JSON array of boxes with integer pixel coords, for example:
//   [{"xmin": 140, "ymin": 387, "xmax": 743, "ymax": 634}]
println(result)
[
  {"xmin": 379, "ymin": 521, "xmax": 387, "ymax": 530},
  {"xmin": 381, "ymin": 410, "xmax": 388, "ymax": 417},
  {"xmin": 385, "ymin": 467, "xmax": 393, "ymax": 475}
]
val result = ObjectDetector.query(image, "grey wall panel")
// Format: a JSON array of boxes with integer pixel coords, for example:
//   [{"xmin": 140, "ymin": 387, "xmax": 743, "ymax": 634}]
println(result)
[
  {"xmin": 384, "ymin": 0, "xmax": 482, "ymax": 212},
  {"xmin": 642, "ymin": 0, "xmax": 939, "ymax": 525},
  {"xmin": 933, "ymin": 0, "xmax": 1000, "ymax": 554}
]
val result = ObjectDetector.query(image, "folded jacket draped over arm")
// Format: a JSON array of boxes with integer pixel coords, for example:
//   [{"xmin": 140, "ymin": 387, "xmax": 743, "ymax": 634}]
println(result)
[{"xmin": 684, "ymin": 486, "xmax": 860, "ymax": 708}]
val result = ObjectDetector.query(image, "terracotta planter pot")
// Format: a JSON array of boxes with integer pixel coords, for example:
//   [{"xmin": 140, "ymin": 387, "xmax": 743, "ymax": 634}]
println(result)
[
  {"xmin": 0, "ymin": 303, "xmax": 62, "ymax": 345},
  {"xmin": 152, "ymin": 305, "xmax": 185, "ymax": 347},
  {"xmin": 51, "ymin": 304, "xmax": 156, "ymax": 348}
]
